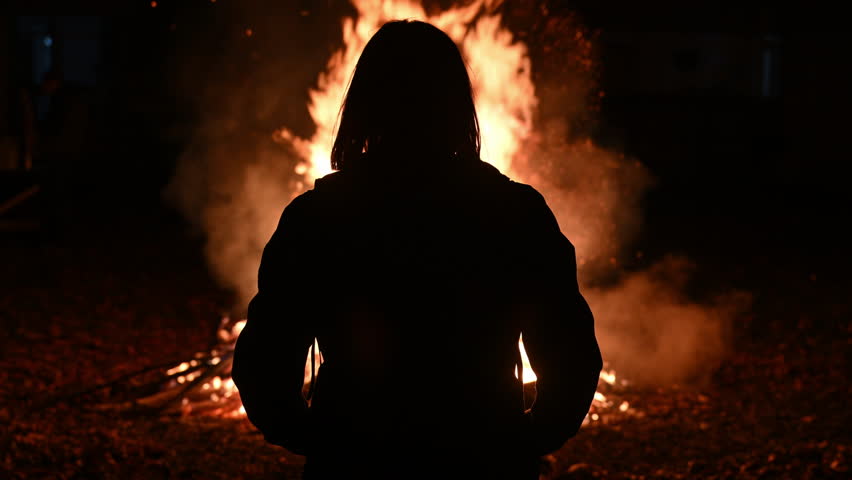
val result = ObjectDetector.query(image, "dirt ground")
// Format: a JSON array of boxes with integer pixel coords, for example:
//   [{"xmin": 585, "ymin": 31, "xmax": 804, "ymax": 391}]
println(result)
[{"xmin": 1, "ymin": 206, "xmax": 848, "ymax": 479}]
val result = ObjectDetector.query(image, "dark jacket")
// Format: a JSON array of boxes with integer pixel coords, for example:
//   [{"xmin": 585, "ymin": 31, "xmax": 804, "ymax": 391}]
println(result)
[{"xmin": 232, "ymin": 157, "xmax": 602, "ymax": 478}]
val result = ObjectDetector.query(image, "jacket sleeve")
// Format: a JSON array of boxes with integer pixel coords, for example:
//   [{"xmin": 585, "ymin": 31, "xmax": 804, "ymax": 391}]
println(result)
[
  {"xmin": 232, "ymin": 193, "xmax": 317, "ymax": 455},
  {"xmin": 516, "ymin": 186, "xmax": 603, "ymax": 455}
]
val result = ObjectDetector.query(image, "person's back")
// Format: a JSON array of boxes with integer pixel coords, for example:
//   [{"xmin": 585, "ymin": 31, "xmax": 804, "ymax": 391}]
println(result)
[
  {"xmin": 232, "ymin": 20, "xmax": 602, "ymax": 480},
  {"xmin": 307, "ymin": 156, "xmax": 556, "ymax": 443}
]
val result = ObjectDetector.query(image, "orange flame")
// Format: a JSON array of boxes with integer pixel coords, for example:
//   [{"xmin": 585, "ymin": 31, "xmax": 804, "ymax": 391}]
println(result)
[
  {"xmin": 515, "ymin": 333, "xmax": 538, "ymax": 384},
  {"xmin": 280, "ymin": 0, "xmax": 534, "ymax": 180}
]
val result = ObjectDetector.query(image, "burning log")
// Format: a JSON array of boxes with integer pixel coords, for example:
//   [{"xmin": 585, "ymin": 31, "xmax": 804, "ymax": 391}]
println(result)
[
  {"xmin": 135, "ymin": 353, "xmax": 231, "ymax": 411},
  {"xmin": 59, "ymin": 318, "xmax": 243, "ymax": 416}
]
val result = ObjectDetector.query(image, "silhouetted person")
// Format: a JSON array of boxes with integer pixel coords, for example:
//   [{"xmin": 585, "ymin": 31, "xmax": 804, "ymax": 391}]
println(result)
[{"xmin": 233, "ymin": 20, "xmax": 602, "ymax": 480}]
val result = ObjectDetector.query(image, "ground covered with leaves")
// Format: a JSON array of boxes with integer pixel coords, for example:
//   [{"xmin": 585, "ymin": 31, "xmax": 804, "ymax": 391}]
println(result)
[{"xmin": 1, "ymin": 206, "xmax": 848, "ymax": 479}]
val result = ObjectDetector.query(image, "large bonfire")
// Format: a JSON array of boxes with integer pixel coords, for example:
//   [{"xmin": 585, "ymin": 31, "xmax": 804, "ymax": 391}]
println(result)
[{"xmin": 124, "ymin": 0, "xmax": 630, "ymax": 423}]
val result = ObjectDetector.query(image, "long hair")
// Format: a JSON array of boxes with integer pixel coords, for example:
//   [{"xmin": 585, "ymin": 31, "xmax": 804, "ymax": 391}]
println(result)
[{"xmin": 331, "ymin": 20, "xmax": 480, "ymax": 171}]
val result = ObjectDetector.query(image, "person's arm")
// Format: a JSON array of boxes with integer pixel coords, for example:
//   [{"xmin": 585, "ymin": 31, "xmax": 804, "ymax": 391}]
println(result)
[
  {"xmin": 516, "ymin": 187, "xmax": 603, "ymax": 455},
  {"xmin": 232, "ymin": 193, "xmax": 317, "ymax": 455}
]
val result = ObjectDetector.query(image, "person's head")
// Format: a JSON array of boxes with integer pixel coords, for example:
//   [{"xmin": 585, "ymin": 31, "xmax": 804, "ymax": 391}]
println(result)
[{"xmin": 331, "ymin": 20, "xmax": 480, "ymax": 171}]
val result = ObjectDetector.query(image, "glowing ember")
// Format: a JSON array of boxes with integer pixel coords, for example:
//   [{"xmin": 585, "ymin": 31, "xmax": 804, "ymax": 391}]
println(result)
[{"xmin": 166, "ymin": 362, "xmax": 190, "ymax": 376}]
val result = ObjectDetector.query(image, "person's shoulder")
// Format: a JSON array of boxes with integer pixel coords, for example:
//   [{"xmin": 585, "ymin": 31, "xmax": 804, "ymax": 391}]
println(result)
[
  {"xmin": 463, "ymin": 160, "xmax": 547, "ymax": 208},
  {"xmin": 288, "ymin": 171, "xmax": 348, "ymax": 208},
  {"xmin": 275, "ymin": 179, "xmax": 328, "ymax": 226},
  {"xmin": 481, "ymin": 163, "xmax": 545, "ymax": 203},
  {"xmin": 282, "ymin": 170, "xmax": 358, "ymax": 221},
  {"xmin": 507, "ymin": 179, "xmax": 544, "ymax": 203},
  {"xmin": 312, "ymin": 170, "xmax": 347, "ymax": 192},
  {"xmin": 285, "ymin": 188, "xmax": 317, "ymax": 211}
]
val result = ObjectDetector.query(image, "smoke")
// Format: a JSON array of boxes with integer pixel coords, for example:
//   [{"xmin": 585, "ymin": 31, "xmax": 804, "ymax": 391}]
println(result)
[
  {"xmin": 163, "ymin": 1, "xmax": 339, "ymax": 307},
  {"xmin": 164, "ymin": 1, "xmax": 749, "ymax": 385},
  {"xmin": 518, "ymin": 121, "xmax": 650, "ymax": 274},
  {"xmin": 518, "ymin": 123, "xmax": 751, "ymax": 385},
  {"xmin": 587, "ymin": 257, "xmax": 750, "ymax": 384},
  {"xmin": 496, "ymin": 10, "xmax": 751, "ymax": 385},
  {"xmin": 167, "ymin": 133, "xmax": 303, "ymax": 307}
]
